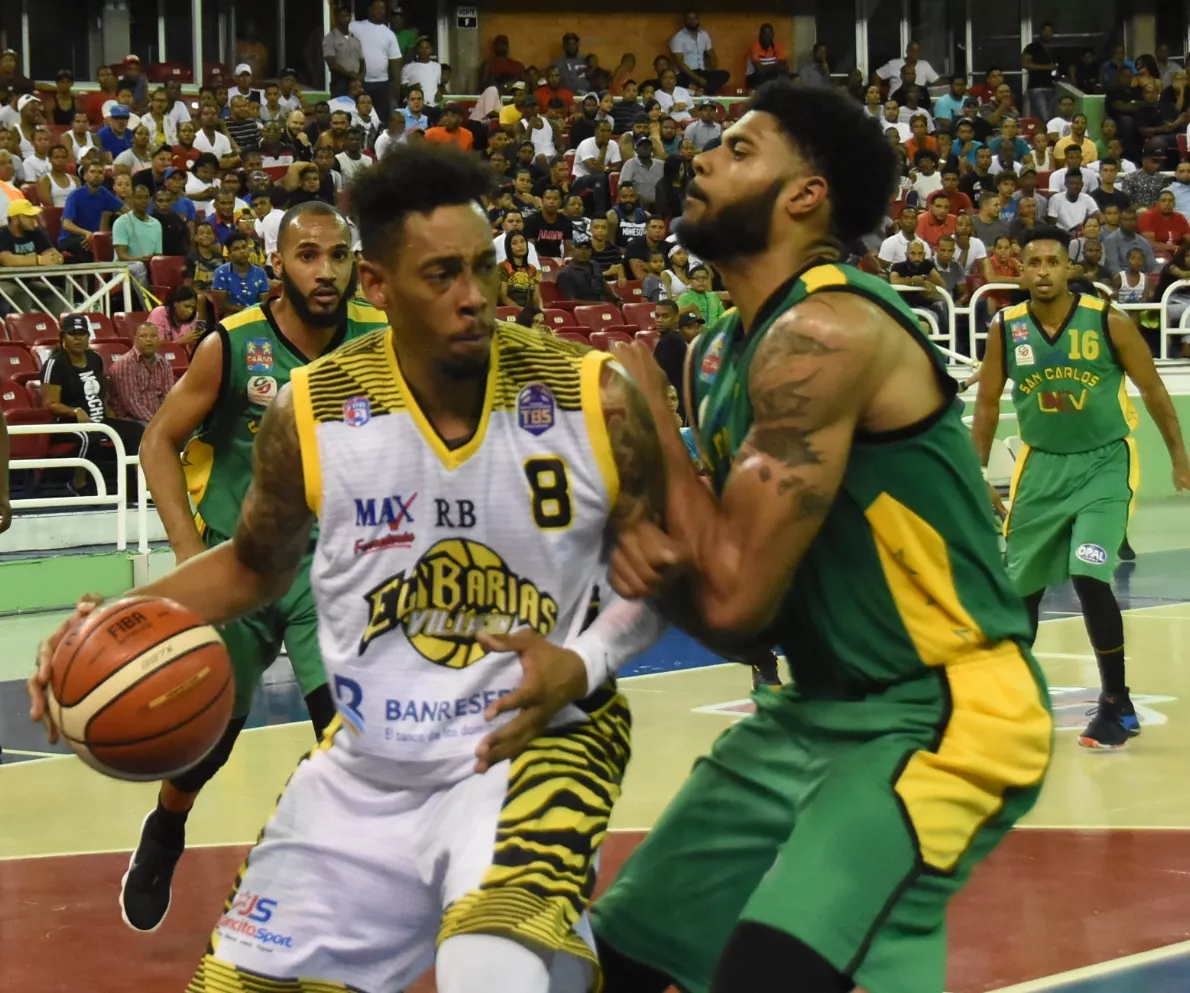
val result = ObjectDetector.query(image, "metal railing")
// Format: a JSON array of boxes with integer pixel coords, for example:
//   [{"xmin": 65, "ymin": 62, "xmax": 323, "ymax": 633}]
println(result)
[
  {"xmin": 890, "ymin": 284, "xmax": 956, "ymax": 354},
  {"xmin": 958, "ymin": 279, "xmax": 1190, "ymax": 360},
  {"xmin": 0, "ymin": 263, "xmax": 134, "ymax": 318},
  {"xmin": 8, "ymin": 422, "xmax": 149, "ymax": 553}
]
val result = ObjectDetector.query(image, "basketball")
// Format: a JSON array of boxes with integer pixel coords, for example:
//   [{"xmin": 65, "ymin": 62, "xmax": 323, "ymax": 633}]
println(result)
[{"xmin": 46, "ymin": 596, "xmax": 234, "ymax": 782}]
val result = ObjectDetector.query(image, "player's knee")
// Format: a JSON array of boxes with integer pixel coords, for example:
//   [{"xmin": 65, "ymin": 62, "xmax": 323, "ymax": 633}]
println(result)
[
  {"xmin": 709, "ymin": 922, "xmax": 854, "ymax": 993},
  {"xmin": 167, "ymin": 715, "xmax": 248, "ymax": 794},
  {"xmin": 436, "ymin": 934, "xmax": 551, "ymax": 993}
]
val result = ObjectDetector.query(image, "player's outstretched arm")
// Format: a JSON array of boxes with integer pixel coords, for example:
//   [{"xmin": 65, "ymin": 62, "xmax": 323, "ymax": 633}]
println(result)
[
  {"xmin": 1108, "ymin": 307, "xmax": 1190, "ymax": 491},
  {"xmin": 971, "ymin": 315, "xmax": 1007, "ymax": 467},
  {"xmin": 139, "ymin": 331, "xmax": 224, "ymax": 564},
  {"xmin": 615, "ymin": 297, "xmax": 878, "ymax": 637}
]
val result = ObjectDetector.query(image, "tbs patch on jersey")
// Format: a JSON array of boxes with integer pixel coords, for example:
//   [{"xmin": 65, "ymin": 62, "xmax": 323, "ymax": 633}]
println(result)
[
  {"xmin": 517, "ymin": 382, "xmax": 556, "ymax": 436},
  {"xmin": 1015, "ymin": 343, "xmax": 1035, "ymax": 366},
  {"xmin": 1010, "ymin": 320, "xmax": 1030, "ymax": 343},
  {"xmin": 246, "ymin": 375, "xmax": 277, "ymax": 407},
  {"xmin": 245, "ymin": 338, "xmax": 274, "ymax": 372},
  {"xmin": 699, "ymin": 333, "xmax": 726, "ymax": 383},
  {"xmin": 1076, "ymin": 543, "xmax": 1108, "ymax": 565},
  {"xmin": 343, "ymin": 395, "xmax": 371, "ymax": 427}
]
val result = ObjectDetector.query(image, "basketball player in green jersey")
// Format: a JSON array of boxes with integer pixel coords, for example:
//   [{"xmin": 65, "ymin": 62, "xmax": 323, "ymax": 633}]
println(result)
[
  {"xmin": 123, "ymin": 202, "xmax": 389, "ymax": 932},
  {"xmin": 591, "ymin": 82, "xmax": 1052, "ymax": 993},
  {"xmin": 971, "ymin": 225, "xmax": 1190, "ymax": 749}
]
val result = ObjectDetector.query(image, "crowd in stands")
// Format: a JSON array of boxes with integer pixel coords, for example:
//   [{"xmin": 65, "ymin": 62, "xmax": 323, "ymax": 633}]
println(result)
[{"xmin": 3, "ymin": 13, "xmax": 1190, "ymax": 500}]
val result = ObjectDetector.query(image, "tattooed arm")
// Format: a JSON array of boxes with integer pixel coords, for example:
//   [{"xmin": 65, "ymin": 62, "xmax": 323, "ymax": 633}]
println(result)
[
  {"xmin": 116, "ymin": 385, "xmax": 311, "ymax": 621},
  {"xmin": 615, "ymin": 297, "xmax": 884, "ymax": 637}
]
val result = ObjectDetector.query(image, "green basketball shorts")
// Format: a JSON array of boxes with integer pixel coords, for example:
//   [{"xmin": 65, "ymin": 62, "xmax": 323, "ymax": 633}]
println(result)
[{"xmin": 1003, "ymin": 438, "xmax": 1137, "ymax": 595}]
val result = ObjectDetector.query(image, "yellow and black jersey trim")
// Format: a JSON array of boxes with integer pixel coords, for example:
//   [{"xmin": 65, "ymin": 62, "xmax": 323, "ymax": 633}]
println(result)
[
  {"xmin": 438, "ymin": 693, "xmax": 632, "ymax": 973},
  {"xmin": 490, "ymin": 320, "xmax": 590, "ymax": 412},
  {"xmin": 296, "ymin": 329, "xmax": 407, "ymax": 425}
]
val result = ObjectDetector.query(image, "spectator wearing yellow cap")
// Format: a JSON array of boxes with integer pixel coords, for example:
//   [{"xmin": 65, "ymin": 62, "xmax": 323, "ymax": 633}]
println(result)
[{"xmin": 0, "ymin": 198, "xmax": 62, "ymax": 267}]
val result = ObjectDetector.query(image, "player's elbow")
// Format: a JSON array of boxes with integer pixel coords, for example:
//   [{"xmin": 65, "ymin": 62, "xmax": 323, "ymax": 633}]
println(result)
[{"xmin": 698, "ymin": 586, "xmax": 779, "ymax": 639}]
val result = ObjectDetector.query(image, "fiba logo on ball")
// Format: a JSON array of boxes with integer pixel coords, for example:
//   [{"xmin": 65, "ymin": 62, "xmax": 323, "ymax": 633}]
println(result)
[{"xmin": 358, "ymin": 538, "xmax": 558, "ymax": 666}]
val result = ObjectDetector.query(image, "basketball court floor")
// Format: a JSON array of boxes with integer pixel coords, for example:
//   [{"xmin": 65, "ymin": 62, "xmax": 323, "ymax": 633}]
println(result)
[{"xmin": 4, "ymin": 502, "xmax": 1190, "ymax": 992}]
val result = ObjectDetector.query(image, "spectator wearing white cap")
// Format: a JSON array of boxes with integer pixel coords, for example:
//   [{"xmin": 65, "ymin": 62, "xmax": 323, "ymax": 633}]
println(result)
[
  {"xmin": 400, "ymin": 35, "xmax": 441, "ymax": 105},
  {"xmin": 230, "ymin": 64, "xmax": 263, "ymax": 106},
  {"xmin": 349, "ymin": 0, "xmax": 403, "ymax": 126},
  {"xmin": 16, "ymin": 93, "xmax": 43, "ymax": 158}
]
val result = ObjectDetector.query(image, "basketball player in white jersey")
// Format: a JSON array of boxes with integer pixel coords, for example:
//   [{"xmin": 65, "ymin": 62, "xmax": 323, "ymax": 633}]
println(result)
[{"xmin": 29, "ymin": 143, "xmax": 677, "ymax": 993}]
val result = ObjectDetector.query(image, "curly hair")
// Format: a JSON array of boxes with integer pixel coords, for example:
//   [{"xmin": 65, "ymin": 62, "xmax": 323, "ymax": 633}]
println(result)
[{"xmin": 348, "ymin": 143, "xmax": 494, "ymax": 261}]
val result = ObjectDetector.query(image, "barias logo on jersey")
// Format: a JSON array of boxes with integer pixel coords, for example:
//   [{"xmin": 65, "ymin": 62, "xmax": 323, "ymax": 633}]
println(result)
[
  {"xmin": 1015, "ymin": 344, "xmax": 1035, "ymax": 366},
  {"xmin": 246, "ymin": 375, "xmax": 277, "ymax": 406},
  {"xmin": 1010, "ymin": 320, "xmax": 1030, "ymax": 342},
  {"xmin": 344, "ymin": 395, "xmax": 371, "ymax": 427},
  {"xmin": 245, "ymin": 338, "xmax": 273, "ymax": 372},
  {"xmin": 517, "ymin": 382, "xmax": 556, "ymax": 436},
  {"xmin": 358, "ymin": 538, "xmax": 559, "ymax": 665},
  {"xmin": 699, "ymin": 333, "xmax": 725, "ymax": 383},
  {"xmin": 1076, "ymin": 543, "xmax": 1108, "ymax": 565}
]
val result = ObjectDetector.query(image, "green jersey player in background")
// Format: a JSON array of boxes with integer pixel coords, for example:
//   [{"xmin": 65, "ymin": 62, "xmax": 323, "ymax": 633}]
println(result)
[
  {"xmin": 124, "ymin": 202, "xmax": 389, "ymax": 932},
  {"xmin": 590, "ymin": 82, "xmax": 1052, "ymax": 993},
  {"xmin": 972, "ymin": 225, "xmax": 1190, "ymax": 749}
]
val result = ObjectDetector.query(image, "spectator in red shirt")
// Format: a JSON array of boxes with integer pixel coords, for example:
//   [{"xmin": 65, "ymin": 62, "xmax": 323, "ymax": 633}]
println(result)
[
  {"xmin": 534, "ymin": 67, "xmax": 575, "ymax": 117},
  {"xmin": 930, "ymin": 168, "xmax": 974, "ymax": 215},
  {"xmin": 1137, "ymin": 190, "xmax": 1190, "ymax": 246},
  {"xmin": 479, "ymin": 35, "xmax": 526, "ymax": 93},
  {"xmin": 107, "ymin": 321, "xmax": 175, "ymax": 425},
  {"xmin": 968, "ymin": 65, "xmax": 1004, "ymax": 104},
  {"xmin": 916, "ymin": 193, "xmax": 957, "ymax": 248},
  {"xmin": 746, "ymin": 24, "xmax": 789, "ymax": 89}
]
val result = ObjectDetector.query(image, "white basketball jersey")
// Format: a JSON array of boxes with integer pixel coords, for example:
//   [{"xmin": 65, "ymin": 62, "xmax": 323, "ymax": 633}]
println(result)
[{"xmin": 290, "ymin": 323, "xmax": 619, "ymax": 788}]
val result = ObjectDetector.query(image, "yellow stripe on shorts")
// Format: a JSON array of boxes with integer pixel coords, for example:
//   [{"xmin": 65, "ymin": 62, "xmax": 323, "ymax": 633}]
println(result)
[
  {"xmin": 187, "ymin": 956, "xmax": 362, "ymax": 993},
  {"xmin": 438, "ymin": 693, "xmax": 632, "ymax": 970}
]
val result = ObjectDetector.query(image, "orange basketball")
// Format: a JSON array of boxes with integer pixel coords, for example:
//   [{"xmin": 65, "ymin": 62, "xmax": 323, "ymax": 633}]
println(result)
[{"xmin": 47, "ymin": 596, "xmax": 234, "ymax": 782}]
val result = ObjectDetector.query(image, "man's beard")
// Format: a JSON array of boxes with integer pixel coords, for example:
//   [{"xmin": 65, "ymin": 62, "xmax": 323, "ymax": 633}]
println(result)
[
  {"xmin": 673, "ymin": 178, "xmax": 785, "ymax": 263},
  {"xmin": 280, "ymin": 266, "xmax": 358, "ymax": 329}
]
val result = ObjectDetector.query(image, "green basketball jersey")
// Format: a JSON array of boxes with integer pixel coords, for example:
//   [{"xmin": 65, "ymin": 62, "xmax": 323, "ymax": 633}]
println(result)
[
  {"xmin": 185, "ymin": 298, "xmax": 389, "ymax": 537},
  {"xmin": 688, "ymin": 262, "xmax": 1034, "ymax": 694},
  {"xmin": 1000, "ymin": 294, "xmax": 1129, "ymax": 454}
]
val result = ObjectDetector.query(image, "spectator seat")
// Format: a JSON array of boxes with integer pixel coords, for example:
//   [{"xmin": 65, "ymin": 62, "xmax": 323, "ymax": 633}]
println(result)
[
  {"xmin": 588, "ymin": 330, "xmax": 634, "ymax": 351},
  {"xmin": 621, "ymin": 302, "xmax": 658, "ymax": 327},
  {"xmin": 149, "ymin": 255, "xmax": 187, "ymax": 292},
  {"xmin": 91, "ymin": 340, "xmax": 132, "ymax": 372},
  {"xmin": 0, "ymin": 343, "xmax": 42, "ymax": 385},
  {"xmin": 1179, "ymin": 134, "xmax": 1189, "ymax": 162},
  {"xmin": 619, "ymin": 280, "xmax": 644, "ymax": 300},
  {"xmin": 61, "ymin": 312, "xmax": 115, "ymax": 339},
  {"xmin": 539, "ymin": 281, "xmax": 566, "ymax": 305},
  {"xmin": 159, "ymin": 344, "xmax": 190, "ymax": 376},
  {"xmin": 4, "ymin": 313, "xmax": 59, "ymax": 347},
  {"xmin": 1018, "ymin": 117, "xmax": 1041, "ymax": 140},
  {"xmin": 20, "ymin": 184, "xmax": 40, "ymax": 205},
  {"xmin": 91, "ymin": 230, "xmax": 113, "ymax": 262},
  {"xmin": 3, "ymin": 407, "xmax": 54, "ymax": 462},
  {"xmin": 148, "ymin": 62, "xmax": 194, "ymax": 84},
  {"xmin": 112, "ymin": 311, "xmax": 151, "ymax": 341},
  {"xmin": 40, "ymin": 207, "xmax": 62, "ymax": 244},
  {"xmin": 0, "ymin": 379, "xmax": 34, "ymax": 411},
  {"xmin": 729, "ymin": 101, "xmax": 747, "ymax": 121},
  {"xmin": 495, "ymin": 306, "xmax": 520, "ymax": 321},
  {"xmin": 634, "ymin": 329, "xmax": 660, "ymax": 350},
  {"xmin": 542, "ymin": 308, "xmax": 572, "ymax": 329},
  {"xmin": 263, "ymin": 165, "xmax": 290, "ymax": 182},
  {"xmin": 554, "ymin": 330, "xmax": 589, "ymax": 345},
  {"xmin": 608, "ymin": 173, "xmax": 619, "ymax": 201},
  {"xmin": 572, "ymin": 304, "xmax": 626, "ymax": 332}
]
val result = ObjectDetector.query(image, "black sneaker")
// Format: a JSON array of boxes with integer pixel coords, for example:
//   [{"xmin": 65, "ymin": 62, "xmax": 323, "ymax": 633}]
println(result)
[
  {"xmin": 1117, "ymin": 689, "xmax": 1141, "ymax": 736},
  {"xmin": 751, "ymin": 652, "xmax": 782, "ymax": 691},
  {"xmin": 1118, "ymin": 538, "xmax": 1136, "ymax": 562},
  {"xmin": 119, "ymin": 811, "xmax": 184, "ymax": 932},
  {"xmin": 1079, "ymin": 694, "xmax": 1131, "ymax": 750}
]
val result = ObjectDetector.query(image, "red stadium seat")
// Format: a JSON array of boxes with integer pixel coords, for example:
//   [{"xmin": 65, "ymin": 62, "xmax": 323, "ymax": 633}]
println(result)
[
  {"xmin": 572, "ymin": 304, "xmax": 625, "ymax": 332},
  {"xmin": 147, "ymin": 62, "xmax": 194, "ymax": 84},
  {"xmin": 554, "ymin": 330, "xmax": 589, "ymax": 345},
  {"xmin": 0, "ymin": 344, "xmax": 40, "ymax": 383},
  {"xmin": 91, "ymin": 230, "xmax": 113, "ymax": 262},
  {"xmin": 3, "ymin": 408, "xmax": 53, "ymax": 460},
  {"xmin": 20, "ymin": 183, "xmax": 40, "ymax": 206},
  {"xmin": 564, "ymin": 150, "xmax": 576, "ymax": 179},
  {"xmin": 112, "ymin": 311, "xmax": 151, "ymax": 342},
  {"xmin": 1018, "ymin": 117, "xmax": 1041, "ymax": 140},
  {"xmin": 1179, "ymin": 134, "xmax": 1189, "ymax": 162},
  {"xmin": 159, "ymin": 344, "xmax": 190, "ymax": 376},
  {"xmin": 539, "ymin": 281, "xmax": 566, "ymax": 304},
  {"xmin": 608, "ymin": 173, "xmax": 619, "ymax": 201},
  {"xmin": 0, "ymin": 317, "xmax": 6, "ymax": 340},
  {"xmin": 634, "ymin": 329, "xmax": 660, "ymax": 350},
  {"xmin": 965, "ymin": 272, "xmax": 987, "ymax": 295},
  {"xmin": 60, "ymin": 312, "xmax": 115, "ymax": 339},
  {"xmin": 495, "ymin": 306, "xmax": 520, "ymax": 321},
  {"xmin": 4, "ymin": 313, "xmax": 59, "ymax": 347},
  {"xmin": 546, "ymin": 299, "xmax": 582, "ymax": 314},
  {"xmin": 0, "ymin": 379, "xmax": 33, "ymax": 411},
  {"xmin": 543, "ymin": 309, "xmax": 572, "ymax": 329},
  {"xmin": 149, "ymin": 255, "xmax": 187, "ymax": 292},
  {"xmin": 538, "ymin": 257, "xmax": 560, "ymax": 281},
  {"xmin": 588, "ymin": 330, "xmax": 634, "ymax": 351},
  {"xmin": 729, "ymin": 101, "xmax": 747, "ymax": 121},
  {"xmin": 621, "ymin": 302, "xmax": 658, "ymax": 327},
  {"xmin": 264, "ymin": 165, "xmax": 290, "ymax": 182},
  {"xmin": 91, "ymin": 340, "xmax": 131, "ymax": 372},
  {"xmin": 31, "ymin": 337, "xmax": 58, "ymax": 368},
  {"xmin": 40, "ymin": 206, "xmax": 63, "ymax": 244},
  {"xmin": 619, "ymin": 280, "xmax": 644, "ymax": 300}
]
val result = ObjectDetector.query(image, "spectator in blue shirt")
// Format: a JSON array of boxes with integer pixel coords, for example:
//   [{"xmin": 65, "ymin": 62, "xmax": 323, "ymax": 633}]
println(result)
[
  {"xmin": 987, "ymin": 119, "xmax": 1031, "ymax": 160},
  {"xmin": 1164, "ymin": 161, "xmax": 1190, "ymax": 217},
  {"xmin": 59, "ymin": 159, "xmax": 125, "ymax": 261},
  {"xmin": 97, "ymin": 104, "xmax": 134, "ymax": 159},
  {"xmin": 1101, "ymin": 45, "xmax": 1137, "ymax": 87},
  {"xmin": 401, "ymin": 87, "xmax": 430, "ymax": 133},
  {"xmin": 210, "ymin": 232, "xmax": 270, "ymax": 314},
  {"xmin": 163, "ymin": 168, "xmax": 197, "ymax": 222},
  {"xmin": 932, "ymin": 76, "xmax": 968, "ymax": 125}
]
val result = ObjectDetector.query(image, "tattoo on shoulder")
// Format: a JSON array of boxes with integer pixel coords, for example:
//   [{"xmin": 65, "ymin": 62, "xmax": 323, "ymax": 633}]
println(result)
[
  {"xmin": 234, "ymin": 386, "xmax": 313, "ymax": 576},
  {"xmin": 601, "ymin": 361, "xmax": 666, "ymax": 528}
]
